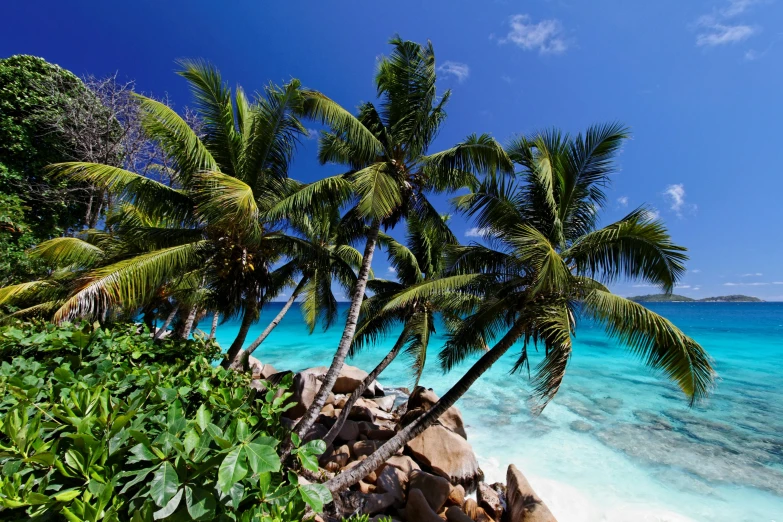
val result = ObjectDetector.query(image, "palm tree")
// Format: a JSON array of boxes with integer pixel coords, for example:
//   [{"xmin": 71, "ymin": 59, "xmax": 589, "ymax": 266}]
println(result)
[
  {"xmin": 322, "ymin": 212, "xmax": 470, "ymax": 446},
  {"xmin": 273, "ymin": 36, "xmax": 513, "ymax": 445},
  {"xmin": 323, "ymin": 124, "xmax": 715, "ymax": 493},
  {"xmin": 235, "ymin": 202, "xmax": 363, "ymax": 365},
  {"xmin": 44, "ymin": 62, "xmax": 309, "ymax": 365}
]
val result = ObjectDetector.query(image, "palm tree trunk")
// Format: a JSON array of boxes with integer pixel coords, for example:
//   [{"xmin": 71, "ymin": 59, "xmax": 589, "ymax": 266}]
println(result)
[
  {"xmin": 288, "ymin": 220, "xmax": 381, "ymax": 450},
  {"xmin": 153, "ymin": 305, "xmax": 179, "ymax": 340},
  {"xmin": 222, "ymin": 303, "xmax": 257, "ymax": 368},
  {"xmin": 324, "ymin": 318, "xmax": 526, "ymax": 494},
  {"xmin": 209, "ymin": 312, "xmax": 219, "ymax": 340},
  {"xmin": 323, "ymin": 330, "xmax": 406, "ymax": 446},
  {"xmin": 245, "ymin": 277, "xmax": 307, "ymax": 358},
  {"xmin": 179, "ymin": 306, "xmax": 199, "ymax": 339}
]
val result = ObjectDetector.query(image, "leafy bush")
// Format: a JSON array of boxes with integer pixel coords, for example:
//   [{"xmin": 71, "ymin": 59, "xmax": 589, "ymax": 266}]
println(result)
[{"xmin": 0, "ymin": 321, "xmax": 331, "ymax": 521}]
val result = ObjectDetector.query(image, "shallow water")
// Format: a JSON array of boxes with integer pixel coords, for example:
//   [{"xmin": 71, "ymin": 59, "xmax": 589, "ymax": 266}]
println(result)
[{"xmin": 211, "ymin": 302, "xmax": 783, "ymax": 522}]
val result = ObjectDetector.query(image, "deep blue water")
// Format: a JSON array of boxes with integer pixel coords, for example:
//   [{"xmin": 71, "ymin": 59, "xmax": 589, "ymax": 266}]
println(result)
[{"xmin": 210, "ymin": 302, "xmax": 783, "ymax": 522}]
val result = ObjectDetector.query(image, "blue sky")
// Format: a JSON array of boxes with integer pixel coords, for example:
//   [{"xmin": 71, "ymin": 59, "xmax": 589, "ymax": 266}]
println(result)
[{"xmin": 3, "ymin": 0, "xmax": 782, "ymax": 299}]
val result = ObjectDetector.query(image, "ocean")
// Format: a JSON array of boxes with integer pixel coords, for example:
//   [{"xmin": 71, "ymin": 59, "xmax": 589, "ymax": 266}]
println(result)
[{"xmin": 211, "ymin": 302, "xmax": 783, "ymax": 522}]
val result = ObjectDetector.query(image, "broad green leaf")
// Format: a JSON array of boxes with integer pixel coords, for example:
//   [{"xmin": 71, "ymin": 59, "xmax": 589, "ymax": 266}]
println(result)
[
  {"xmin": 244, "ymin": 443, "xmax": 280, "ymax": 474},
  {"xmin": 153, "ymin": 487, "xmax": 182, "ymax": 520},
  {"xmin": 185, "ymin": 486, "xmax": 216, "ymax": 521},
  {"xmin": 167, "ymin": 400, "xmax": 186, "ymax": 434},
  {"xmin": 206, "ymin": 423, "xmax": 230, "ymax": 449},
  {"xmin": 149, "ymin": 462, "xmax": 179, "ymax": 507},
  {"xmin": 195, "ymin": 404, "xmax": 210, "ymax": 431},
  {"xmin": 297, "ymin": 450, "xmax": 319, "ymax": 472},
  {"xmin": 299, "ymin": 483, "xmax": 332, "ymax": 513},
  {"xmin": 183, "ymin": 429, "xmax": 199, "ymax": 455},
  {"xmin": 217, "ymin": 447, "xmax": 247, "ymax": 494}
]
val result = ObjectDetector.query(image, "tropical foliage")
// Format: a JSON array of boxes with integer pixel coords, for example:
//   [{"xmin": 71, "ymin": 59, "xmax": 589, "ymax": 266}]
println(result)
[{"xmin": 0, "ymin": 321, "xmax": 330, "ymax": 521}]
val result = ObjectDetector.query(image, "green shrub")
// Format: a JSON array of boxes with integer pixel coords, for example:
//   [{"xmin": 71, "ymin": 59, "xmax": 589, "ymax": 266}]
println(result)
[{"xmin": 0, "ymin": 321, "xmax": 331, "ymax": 521}]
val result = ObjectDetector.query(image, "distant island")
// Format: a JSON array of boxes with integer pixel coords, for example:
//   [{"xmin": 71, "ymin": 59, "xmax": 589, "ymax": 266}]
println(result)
[{"xmin": 629, "ymin": 294, "xmax": 765, "ymax": 303}]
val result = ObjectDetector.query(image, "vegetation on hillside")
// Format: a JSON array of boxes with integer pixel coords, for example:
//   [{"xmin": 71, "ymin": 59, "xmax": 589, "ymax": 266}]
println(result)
[{"xmin": 630, "ymin": 293, "xmax": 764, "ymax": 303}]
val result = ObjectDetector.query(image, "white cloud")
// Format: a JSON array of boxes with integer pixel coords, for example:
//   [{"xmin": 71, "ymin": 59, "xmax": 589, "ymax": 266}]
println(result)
[
  {"xmin": 642, "ymin": 208, "xmax": 660, "ymax": 221},
  {"xmin": 741, "ymin": 272, "xmax": 763, "ymax": 277},
  {"xmin": 632, "ymin": 284, "xmax": 656, "ymax": 288},
  {"xmin": 437, "ymin": 61, "xmax": 470, "ymax": 83},
  {"xmin": 697, "ymin": 24, "xmax": 756, "ymax": 46},
  {"xmin": 724, "ymin": 281, "xmax": 769, "ymax": 286},
  {"xmin": 617, "ymin": 196, "xmax": 629, "ymax": 207},
  {"xmin": 693, "ymin": 287, "xmax": 701, "ymax": 291},
  {"xmin": 497, "ymin": 14, "xmax": 568, "ymax": 55},
  {"xmin": 387, "ymin": 266, "xmax": 397, "ymax": 274},
  {"xmin": 501, "ymin": 75, "xmax": 513, "ymax": 84},
  {"xmin": 306, "ymin": 128, "xmax": 319, "ymax": 140},
  {"xmin": 677, "ymin": 285, "xmax": 692, "ymax": 289},
  {"xmin": 694, "ymin": 0, "xmax": 760, "ymax": 47},
  {"xmin": 663, "ymin": 184, "xmax": 697, "ymax": 216},
  {"xmin": 774, "ymin": 282, "xmax": 783, "ymax": 285},
  {"xmin": 465, "ymin": 227, "xmax": 490, "ymax": 238},
  {"xmin": 692, "ymin": 269, "xmax": 701, "ymax": 273}
]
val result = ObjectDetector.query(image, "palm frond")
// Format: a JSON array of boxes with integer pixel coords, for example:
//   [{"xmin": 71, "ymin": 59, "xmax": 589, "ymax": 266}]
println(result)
[
  {"xmin": 29, "ymin": 237, "xmax": 104, "ymax": 269},
  {"xmin": 582, "ymin": 290, "xmax": 714, "ymax": 403}
]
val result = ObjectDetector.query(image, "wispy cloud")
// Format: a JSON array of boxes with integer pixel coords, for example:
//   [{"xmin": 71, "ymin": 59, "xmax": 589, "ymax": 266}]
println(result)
[
  {"xmin": 663, "ymin": 184, "xmax": 697, "ymax": 216},
  {"xmin": 692, "ymin": 269, "xmax": 702, "ymax": 273},
  {"xmin": 465, "ymin": 227, "xmax": 490, "ymax": 238},
  {"xmin": 724, "ymin": 281, "xmax": 770, "ymax": 286},
  {"xmin": 643, "ymin": 207, "xmax": 661, "ymax": 221},
  {"xmin": 617, "ymin": 196, "xmax": 629, "ymax": 207},
  {"xmin": 438, "ymin": 61, "xmax": 470, "ymax": 83},
  {"xmin": 741, "ymin": 272, "xmax": 763, "ymax": 277},
  {"xmin": 496, "ymin": 14, "xmax": 569, "ymax": 55},
  {"xmin": 694, "ymin": 0, "xmax": 760, "ymax": 47},
  {"xmin": 387, "ymin": 266, "xmax": 397, "ymax": 274},
  {"xmin": 500, "ymin": 75, "xmax": 513, "ymax": 84},
  {"xmin": 305, "ymin": 128, "xmax": 319, "ymax": 140},
  {"xmin": 693, "ymin": 287, "xmax": 701, "ymax": 291},
  {"xmin": 632, "ymin": 284, "xmax": 656, "ymax": 288}
]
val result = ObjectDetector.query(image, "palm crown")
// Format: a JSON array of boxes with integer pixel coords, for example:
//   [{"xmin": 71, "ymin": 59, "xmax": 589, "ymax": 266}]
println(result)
[{"xmin": 41, "ymin": 62, "xmax": 312, "ymax": 360}]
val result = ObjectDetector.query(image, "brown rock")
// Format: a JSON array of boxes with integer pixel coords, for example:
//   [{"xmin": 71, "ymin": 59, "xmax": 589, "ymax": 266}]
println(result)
[
  {"xmin": 352, "ymin": 440, "xmax": 383, "ymax": 458},
  {"xmin": 358, "ymin": 421, "xmax": 379, "ymax": 435},
  {"xmin": 368, "ymin": 428, "xmax": 395, "ymax": 440},
  {"xmin": 337, "ymin": 419, "xmax": 360, "ymax": 442},
  {"xmin": 303, "ymin": 423, "xmax": 328, "ymax": 443},
  {"xmin": 349, "ymin": 405, "xmax": 375, "ymax": 422},
  {"xmin": 375, "ymin": 465, "xmax": 405, "ymax": 502},
  {"xmin": 333, "ymin": 395, "xmax": 348, "ymax": 409},
  {"xmin": 506, "ymin": 464, "xmax": 557, "ymax": 522},
  {"xmin": 447, "ymin": 484, "xmax": 465, "ymax": 507},
  {"xmin": 359, "ymin": 480, "xmax": 376, "ymax": 494},
  {"xmin": 406, "ymin": 488, "xmax": 444, "ymax": 522},
  {"xmin": 409, "ymin": 470, "xmax": 452, "ymax": 512},
  {"xmin": 407, "ymin": 387, "xmax": 467, "ymax": 439},
  {"xmin": 284, "ymin": 367, "xmax": 327, "ymax": 419},
  {"xmin": 445, "ymin": 506, "xmax": 475, "ymax": 522},
  {"xmin": 361, "ymin": 492, "xmax": 397, "ymax": 514},
  {"xmin": 333, "ymin": 364, "xmax": 369, "ymax": 394},
  {"xmin": 384, "ymin": 455, "xmax": 421, "ymax": 476},
  {"xmin": 477, "ymin": 482, "xmax": 504, "ymax": 520},
  {"xmin": 406, "ymin": 424, "xmax": 483, "ymax": 486},
  {"xmin": 371, "ymin": 395, "xmax": 395, "ymax": 412},
  {"xmin": 321, "ymin": 403, "xmax": 336, "ymax": 417}
]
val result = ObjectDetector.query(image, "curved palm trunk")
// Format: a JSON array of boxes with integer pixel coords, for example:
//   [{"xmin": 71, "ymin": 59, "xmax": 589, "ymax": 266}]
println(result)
[
  {"xmin": 209, "ymin": 312, "xmax": 219, "ymax": 340},
  {"xmin": 153, "ymin": 305, "xmax": 179, "ymax": 340},
  {"xmin": 245, "ymin": 277, "xmax": 307, "ymax": 358},
  {"xmin": 323, "ymin": 331, "xmax": 406, "ymax": 446},
  {"xmin": 324, "ymin": 318, "xmax": 525, "ymax": 494},
  {"xmin": 222, "ymin": 304, "xmax": 257, "ymax": 368},
  {"xmin": 179, "ymin": 306, "xmax": 199, "ymax": 339},
  {"xmin": 288, "ymin": 220, "xmax": 381, "ymax": 450}
]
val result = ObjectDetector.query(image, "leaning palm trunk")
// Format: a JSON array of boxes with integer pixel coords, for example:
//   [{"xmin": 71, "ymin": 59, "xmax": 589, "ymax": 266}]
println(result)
[
  {"xmin": 223, "ymin": 304, "xmax": 257, "ymax": 368},
  {"xmin": 231, "ymin": 277, "xmax": 307, "ymax": 367},
  {"xmin": 153, "ymin": 305, "xmax": 179, "ymax": 340},
  {"xmin": 324, "ymin": 319, "xmax": 525, "ymax": 493},
  {"xmin": 323, "ymin": 332, "xmax": 406, "ymax": 446},
  {"xmin": 289, "ymin": 220, "xmax": 381, "ymax": 448},
  {"xmin": 209, "ymin": 312, "xmax": 219, "ymax": 340},
  {"xmin": 179, "ymin": 306, "xmax": 199, "ymax": 339}
]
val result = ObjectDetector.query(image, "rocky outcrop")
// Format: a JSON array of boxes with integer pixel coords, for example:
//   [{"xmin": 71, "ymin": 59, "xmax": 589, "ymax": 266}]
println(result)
[
  {"xmin": 406, "ymin": 424, "xmax": 483, "ymax": 487},
  {"xmin": 405, "ymin": 488, "xmax": 443, "ymax": 522},
  {"xmin": 506, "ymin": 464, "xmax": 557, "ymax": 522},
  {"xmin": 477, "ymin": 482, "xmax": 505, "ymax": 520},
  {"xmin": 409, "ymin": 469, "xmax": 451, "ymax": 512}
]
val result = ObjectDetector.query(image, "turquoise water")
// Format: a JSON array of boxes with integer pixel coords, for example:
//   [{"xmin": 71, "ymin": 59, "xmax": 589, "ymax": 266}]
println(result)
[{"xmin": 211, "ymin": 303, "xmax": 783, "ymax": 522}]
